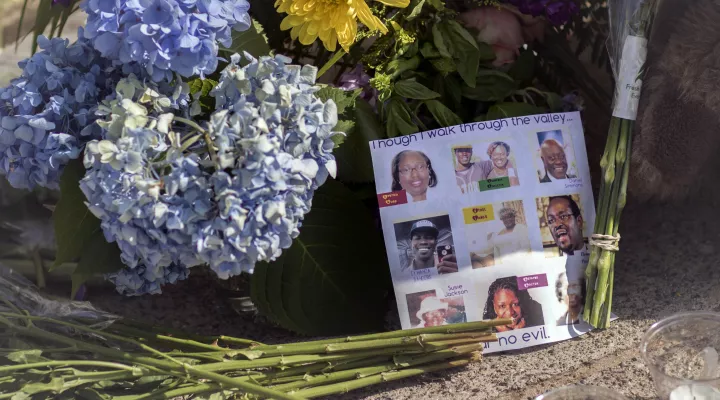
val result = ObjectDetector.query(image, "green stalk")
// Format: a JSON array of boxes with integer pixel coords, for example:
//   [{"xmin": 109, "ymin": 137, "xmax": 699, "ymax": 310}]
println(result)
[
  {"xmin": 294, "ymin": 357, "xmax": 476, "ymax": 398},
  {"xmin": 246, "ymin": 332, "xmax": 494, "ymax": 358},
  {"xmin": 272, "ymin": 343, "xmax": 484, "ymax": 392},
  {"xmin": 198, "ymin": 339, "xmax": 480, "ymax": 373},
  {"xmin": 317, "ymin": 49, "xmax": 347, "ymax": 78},
  {"xmin": 248, "ymin": 320, "xmax": 508, "ymax": 351},
  {"xmin": 254, "ymin": 356, "xmax": 392, "ymax": 385},
  {"xmin": 0, "ymin": 316, "xmax": 299, "ymax": 400},
  {"xmin": 0, "ymin": 360, "xmax": 138, "ymax": 374}
]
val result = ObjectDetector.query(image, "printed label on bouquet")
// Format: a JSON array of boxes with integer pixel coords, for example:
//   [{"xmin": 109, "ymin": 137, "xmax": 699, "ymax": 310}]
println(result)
[
  {"xmin": 369, "ymin": 111, "xmax": 597, "ymax": 353},
  {"xmin": 613, "ymin": 35, "xmax": 648, "ymax": 120},
  {"xmin": 479, "ymin": 177, "xmax": 510, "ymax": 191}
]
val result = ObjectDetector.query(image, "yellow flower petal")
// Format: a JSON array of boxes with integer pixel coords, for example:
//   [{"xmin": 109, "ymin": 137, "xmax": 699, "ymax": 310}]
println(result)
[
  {"xmin": 355, "ymin": 0, "xmax": 387, "ymax": 33},
  {"xmin": 375, "ymin": 0, "xmax": 410, "ymax": 7},
  {"xmin": 275, "ymin": 0, "xmax": 407, "ymax": 51}
]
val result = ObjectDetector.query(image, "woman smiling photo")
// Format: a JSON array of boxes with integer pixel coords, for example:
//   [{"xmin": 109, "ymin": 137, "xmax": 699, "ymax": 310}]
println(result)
[
  {"xmin": 486, "ymin": 141, "xmax": 520, "ymax": 186},
  {"xmin": 390, "ymin": 150, "xmax": 438, "ymax": 202}
]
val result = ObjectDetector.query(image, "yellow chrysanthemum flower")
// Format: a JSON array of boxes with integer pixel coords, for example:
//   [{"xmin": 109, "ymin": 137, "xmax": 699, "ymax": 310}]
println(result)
[{"xmin": 275, "ymin": 0, "xmax": 410, "ymax": 52}]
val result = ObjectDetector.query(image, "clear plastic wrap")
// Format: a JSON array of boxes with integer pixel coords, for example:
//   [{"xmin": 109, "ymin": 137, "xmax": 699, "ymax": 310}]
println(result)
[
  {"xmin": 607, "ymin": 0, "xmax": 661, "ymax": 121},
  {"xmin": 0, "ymin": 263, "xmax": 117, "ymax": 328}
]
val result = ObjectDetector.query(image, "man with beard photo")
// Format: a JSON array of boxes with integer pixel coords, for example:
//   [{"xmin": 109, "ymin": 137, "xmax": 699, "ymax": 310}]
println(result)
[
  {"xmin": 403, "ymin": 219, "xmax": 458, "ymax": 274},
  {"xmin": 453, "ymin": 144, "xmax": 492, "ymax": 194},
  {"xmin": 545, "ymin": 195, "xmax": 586, "ymax": 255},
  {"xmin": 539, "ymin": 139, "xmax": 576, "ymax": 183}
]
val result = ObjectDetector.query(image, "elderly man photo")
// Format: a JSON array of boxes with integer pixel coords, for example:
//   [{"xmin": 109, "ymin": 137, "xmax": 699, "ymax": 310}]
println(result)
[
  {"xmin": 454, "ymin": 144, "xmax": 491, "ymax": 194},
  {"xmin": 545, "ymin": 196, "xmax": 585, "ymax": 255},
  {"xmin": 407, "ymin": 220, "xmax": 458, "ymax": 274},
  {"xmin": 539, "ymin": 139, "xmax": 576, "ymax": 182}
]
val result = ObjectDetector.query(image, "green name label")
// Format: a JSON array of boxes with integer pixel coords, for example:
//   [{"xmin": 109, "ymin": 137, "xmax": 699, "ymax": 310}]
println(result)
[{"xmin": 478, "ymin": 177, "xmax": 510, "ymax": 191}]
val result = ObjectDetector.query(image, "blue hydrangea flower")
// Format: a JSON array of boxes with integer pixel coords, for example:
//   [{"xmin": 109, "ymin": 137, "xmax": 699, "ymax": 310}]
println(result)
[
  {"xmin": 0, "ymin": 31, "xmax": 140, "ymax": 190},
  {"xmin": 80, "ymin": 0, "xmax": 252, "ymax": 81},
  {"xmin": 82, "ymin": 55, "xmax": 342, "ymax": 295}
]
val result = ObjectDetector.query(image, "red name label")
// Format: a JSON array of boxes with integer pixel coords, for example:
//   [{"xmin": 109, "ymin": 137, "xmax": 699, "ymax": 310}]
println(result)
[{"xmin": 377, "ymin": 191, "xmax": 408, "ymax": 208}]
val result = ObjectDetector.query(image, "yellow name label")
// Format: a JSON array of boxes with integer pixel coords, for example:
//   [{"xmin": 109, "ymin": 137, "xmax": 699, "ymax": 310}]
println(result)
[{"xmin": 462, "ymin": 204, "xmax": 495, "ymax": 224}]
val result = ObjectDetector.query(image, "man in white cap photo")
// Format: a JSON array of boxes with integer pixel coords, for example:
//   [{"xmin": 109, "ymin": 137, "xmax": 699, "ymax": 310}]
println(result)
[
  {"xmin": 414, "ymin": 296, "xmax": 449, "ymax": 328},
  {"xmin": 408, "ymin": 219, "xmax": 458, "ymax": 274}
]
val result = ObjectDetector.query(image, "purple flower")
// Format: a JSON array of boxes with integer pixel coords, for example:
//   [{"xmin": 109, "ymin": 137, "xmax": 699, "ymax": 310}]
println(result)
[
  {"xmin": 506, "ymin": 0, "xmax": 580, "ymax": 25},
  {"xmin": 338, "ymin": 64, "xmax": 377, "ymax": 103}
]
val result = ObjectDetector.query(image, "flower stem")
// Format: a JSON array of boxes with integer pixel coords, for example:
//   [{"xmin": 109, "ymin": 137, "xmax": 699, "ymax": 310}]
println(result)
[
  {"xmin": 174, "ymin": 116, "xmax": 217, "ymax": 164},
  {"xmin": 294, "ymin": 357, "xmax": 477, "ymax": 398},
  {"xmin": 317, "ymin": 49, "xmax": 347, "ymax": 79}
]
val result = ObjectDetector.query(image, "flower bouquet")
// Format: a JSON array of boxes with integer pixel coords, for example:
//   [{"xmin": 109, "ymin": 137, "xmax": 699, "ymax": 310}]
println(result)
[{"xmin": 0, "ymin": 0, "xmax": 601, "ymax": 335}]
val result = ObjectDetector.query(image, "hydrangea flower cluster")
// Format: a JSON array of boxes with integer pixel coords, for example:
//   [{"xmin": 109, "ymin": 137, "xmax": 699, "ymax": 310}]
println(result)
[
  {"xmin": 81, "ymin": 54, "xmax": 342, "ymax": 295},
  {"xmin": 81, "ymin": 0, "xmax": 252, "ymax": 81},
  {"xmin": 0, "ymin": 31, "xmax": 139, "ymax": 190},
  {"xmin": 507, "ymin": 0, "xmax": 580, "ymax": 25}
]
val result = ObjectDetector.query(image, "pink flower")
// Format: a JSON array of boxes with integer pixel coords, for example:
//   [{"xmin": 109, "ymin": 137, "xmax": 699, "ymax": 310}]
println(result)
[{"xmin": 460, "ymin": 6, "xmax": 546, "ymax": 66}]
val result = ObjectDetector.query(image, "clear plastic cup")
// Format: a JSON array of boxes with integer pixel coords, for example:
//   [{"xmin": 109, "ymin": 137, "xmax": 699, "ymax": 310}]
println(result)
[
  {"xmin": 535, "ymin": 385, "xmax": 627, "ymax": 399},
  {"xmin": 640, "ymin": 311, "xmax": 720, "ymax": 399}
]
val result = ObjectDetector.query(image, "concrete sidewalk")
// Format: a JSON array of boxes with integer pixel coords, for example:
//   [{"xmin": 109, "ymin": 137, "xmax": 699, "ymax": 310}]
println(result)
[{"xmin": 84, "ymin": 160, "xmax": 720, "ymax": 400}]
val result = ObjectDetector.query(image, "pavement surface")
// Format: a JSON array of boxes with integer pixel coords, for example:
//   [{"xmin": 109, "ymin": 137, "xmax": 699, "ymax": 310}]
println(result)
[{"xmin": 1, "ymin": 5, "xmax": 719, "ymax": 400}]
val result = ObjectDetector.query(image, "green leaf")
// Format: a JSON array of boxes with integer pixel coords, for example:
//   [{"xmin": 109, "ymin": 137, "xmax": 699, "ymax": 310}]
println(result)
[
  {"xmin": 71, "ymin": 234, "xmax": 125, "ymax": 298},
  {"xmin": 6, "ymin": 350, "xmax": 45, "ymax": 364},
  {"xmin": 462, "ymin": 70, "xmax": 516, "ymax": 102},
  {"xmin": 224, "ymin": 19, "xmax": 272, "ymax": 63},
  {"xmin": 386, "ymin": 97, "xmax": 418, "ymax": 137},
  {"xmin": 251, "ymin": 179, "xmax": 390, "ymax": 335},
  {"xmin": 431, "ymin": 25, "xmax": 451, "ymax": 59},
  {"xmin": 53, "ymin": 157, "xmax": 101, "ymax": 269},
  {"xmin": 486, "ymin": 102, "xmax": 547, "ymax": 120},
  {"xmin": 22, "ymin": 377, "xmax": 63, "ymax": 395},
  {"xmin": 424, "ymin": 100, "xmax": 462, "ymax": 127},
  {"xmin": 419, "ymin": 42, "xmax": 441, "ymax": 59},
  {"xmin": 429, "ymin": 57, "xmax": 457, "ymax": 75},
  {"xmin": 508, "ymin": 50, "xmax": 535, "ymax": 84},
  {"xmin": 393, "ymin": 80, "xmax": 440, "ymax": 100},
  {"xmin": 406, "ymin": 0, "xmax": 425, "ymax": 20},
  {"xmin": 426, "ymin": 0, "xmax": 445, "ymax": 11},
  {"xmin": 439, "ymin": 21, "xmax": 481, "ymax": 88},
  {"xmin": 187, "ymin": 78, "xmax": 218, "ymax": 112},
  {"xmin": 543, "ymin": 91, "xmax": 564, "ymax": 112},
  {"xmin": 333, "ymin": 99, "xmax": 381, "ymax": 183},
  {"xmin": 315, "ymin": 86, "xmax": 361, "ymax": 116}
]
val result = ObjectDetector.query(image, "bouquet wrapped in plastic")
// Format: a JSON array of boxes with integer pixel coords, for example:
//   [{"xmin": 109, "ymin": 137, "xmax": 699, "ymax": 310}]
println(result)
[{"xmin": 584, "ymin": 0, "xmax": 661, "ymax": 328}]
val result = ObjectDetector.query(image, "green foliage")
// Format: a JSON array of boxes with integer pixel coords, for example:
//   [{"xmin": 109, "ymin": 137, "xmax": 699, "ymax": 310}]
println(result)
[
  {"xmin": 386, "ymin": 97, "xmax": 418, "ymax": 137},
  {"xmin": 251, "ymin": 179, "xmax": 390, "ymax": 335},
  {"xmin": 486, "ymin": 102, "xmax": 546, "ymax": 120},
  {"xmin": 52, "ymin": 157, "xmax": 124, "ymax": 296},
  {"xmin": 362, "ymin": 4, "xmax": 563, "ymax": 134},
  {"xmin": 394, "ymin": 79, "xmax": 440, "ymax": 100},
  {"xmin": 315, "ymin": 86, "xmax": 362, "ymax": 116},
  {"xmin": 187, "ymin": 78, "xmax": 219, "ymax": 112},
  {"xmin": 333, "ymin": 99, "xmax": 382, "ymax": 183},
  {"xmin": 18, "ymin": 0, "xmax": 80, "ymax": 54},
  {"xmin": 52, "ymin": 158, "xmax": 101, "ymax": 269},
  {"xmin": 224, "ymin": 19, "xmax": 272, "ymax": 64}
]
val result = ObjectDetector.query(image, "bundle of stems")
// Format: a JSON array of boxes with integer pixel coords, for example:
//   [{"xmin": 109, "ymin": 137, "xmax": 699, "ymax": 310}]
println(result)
[
  {"xmin": 0, "ymin": 303, "xmax": 508, "ymax": 399},
  {"xmin": 583, "ymin": 0, "xmax": 658, "ymax": 329}
]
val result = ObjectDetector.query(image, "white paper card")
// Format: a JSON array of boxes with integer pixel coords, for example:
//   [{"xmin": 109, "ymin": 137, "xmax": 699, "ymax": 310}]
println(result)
[{"xmin": 369, "ymin": 112, "xmax": 597, "ymax": 352}]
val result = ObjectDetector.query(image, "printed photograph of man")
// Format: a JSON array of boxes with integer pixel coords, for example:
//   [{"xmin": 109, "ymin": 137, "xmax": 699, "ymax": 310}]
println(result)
[
  {"xmin": 390, "ymin": 150, "xmax": 438, "ymax": 202},
  {"xmin": 482, "ymin": 276, "xmax": 545, "ymax": 332},
  {"xmin": 394, "ymin": 215, "xmax": 458, "ymax": 275},
  {"xmin": 406, "ymin": 291, "xmax": 467, "ymax": 328},
  {"xmin": 536, "ymin": 130, "xmax": 577, "ymax": 183},
  {"xmin": 453, "ymin": 144, "xmax": 490, "ymax": 194},
  {"xmin": 536, "ymin": 195, "xmax": 587, "ymax": 257},
  {"xmin": 555, "ymin": 272, "xmax": 586, "ymax": 325}
]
